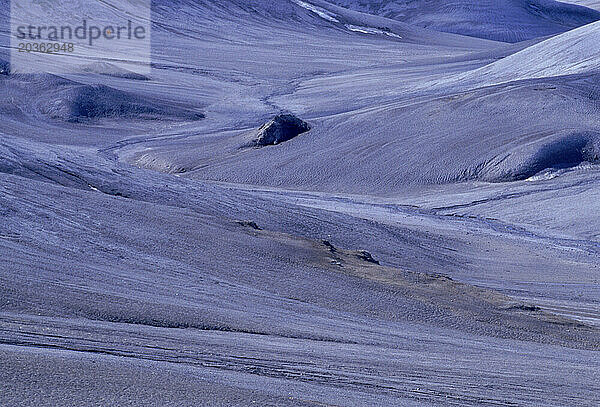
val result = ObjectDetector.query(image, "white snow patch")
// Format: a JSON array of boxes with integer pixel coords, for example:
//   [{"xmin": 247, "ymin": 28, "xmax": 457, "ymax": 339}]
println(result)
[
  {"xmin": 526, "ymin": 162, "xmax": 597, "ymax": 182},
  {"xmin": 293, "ymin": 0, "xmax": 339, "ymax": 22},
  {"xmin": 345, "ymin": 24, "xmax": 402, "ymax": 38},
  {"xmin": 525, "ymin": 170, "xmax": 562, "ymax": 182}
]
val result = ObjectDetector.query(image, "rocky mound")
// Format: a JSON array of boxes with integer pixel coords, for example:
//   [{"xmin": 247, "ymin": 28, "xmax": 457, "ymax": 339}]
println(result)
[
  {"xmin": 39, "ymin": 84, "xmax": 203, "ymax": 123},
  {"xmin": 479, "ymin": 132, "xmax": 600, "ymax": 182},
  {"xmin": 252, "ymin": 114, "xmax": 311, "ymax": 146}
]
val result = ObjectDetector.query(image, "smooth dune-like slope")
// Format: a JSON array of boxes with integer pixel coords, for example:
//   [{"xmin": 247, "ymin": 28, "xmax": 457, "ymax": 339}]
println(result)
[
  {"xmin": 2, "ymin": 0, "xmax": 600, "ymax": 406},
  {"xmin": 462, "ymin": 20, "xmax": 600, "ymax": 84},
  {"xmin": 120, "ymin": 1, "xmax": 600, "ymax": 193},
  {"xmin": 133, "ymin": 2, "xmax": 600, "ymax": 192}
]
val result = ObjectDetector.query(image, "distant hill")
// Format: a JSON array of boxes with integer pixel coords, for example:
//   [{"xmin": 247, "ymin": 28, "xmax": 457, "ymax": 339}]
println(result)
[
  {"xmin": 563, "ymin": 0, "xmax": 600, "ymax": 10},
  {"xmin": 327, "ymin": 0, "xmax": 600, "ymax": 42}
]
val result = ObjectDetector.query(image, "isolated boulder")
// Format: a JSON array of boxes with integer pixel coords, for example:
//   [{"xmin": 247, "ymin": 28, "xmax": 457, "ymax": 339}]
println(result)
[{"xmin": 253, "ymin": 114, "xmax": 310, "ymax": 146}]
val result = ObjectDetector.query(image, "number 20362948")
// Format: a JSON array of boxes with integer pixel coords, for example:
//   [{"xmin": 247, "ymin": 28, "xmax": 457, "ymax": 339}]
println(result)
[{"xmin": 17, "ymin": 42, "xmax": 74, "ymax": 53}]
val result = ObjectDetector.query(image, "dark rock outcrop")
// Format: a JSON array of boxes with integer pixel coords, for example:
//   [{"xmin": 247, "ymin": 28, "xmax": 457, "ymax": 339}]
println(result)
[
  {"xmin": 235, "ymin": 220, "xmax": 262, "ymax": 230},
  {"xmin": 356, "ymin": 250, "xmax": 379, "ymax": 265},
  {"xmin": 506, "ymin": 304, "xmax": 541, "ymax": 312},
  {"xmin": 321, "ymin": 240, "xmax": 337, "ymax": 253},
  {"xmin": 252, "ymin": 114, "xmax": 310, "ymax": 146}
]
